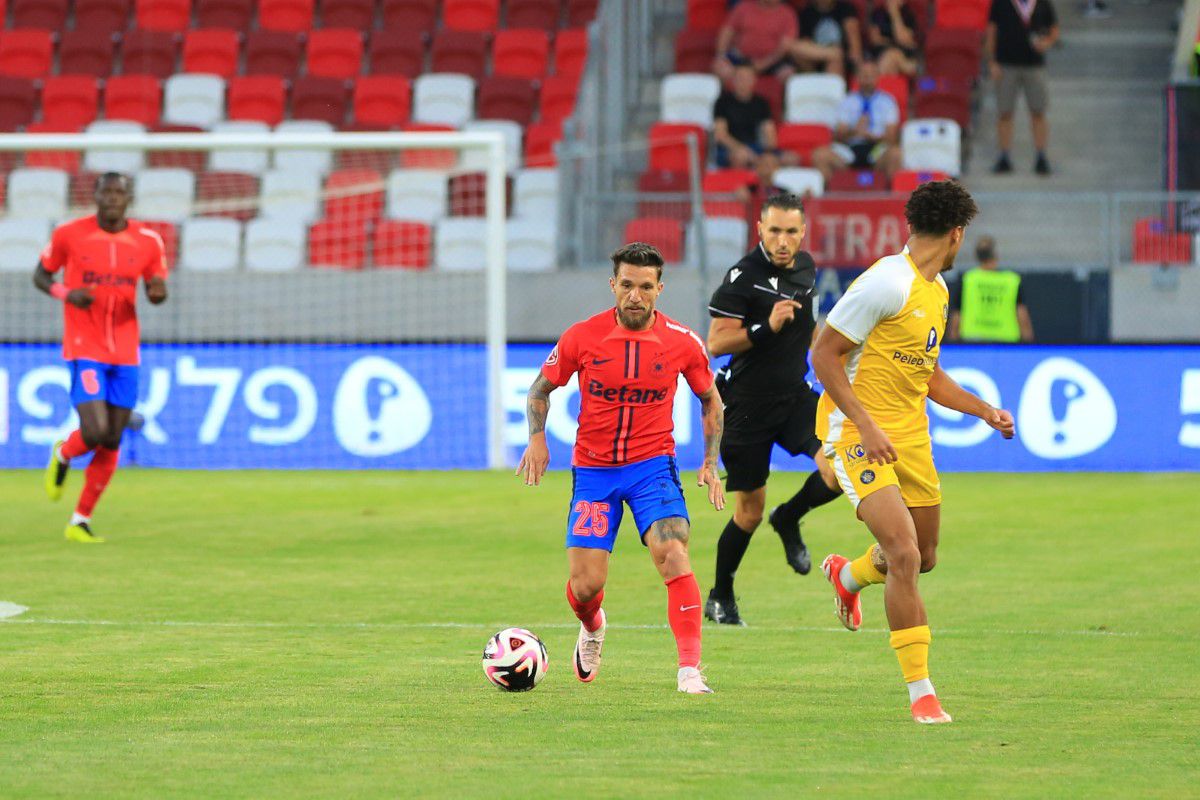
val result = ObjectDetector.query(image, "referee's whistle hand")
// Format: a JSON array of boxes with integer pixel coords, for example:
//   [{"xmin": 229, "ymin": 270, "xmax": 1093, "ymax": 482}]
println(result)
[{"xmin": 768, "ymin": 300, "xmax": 804, "ymax": 332}]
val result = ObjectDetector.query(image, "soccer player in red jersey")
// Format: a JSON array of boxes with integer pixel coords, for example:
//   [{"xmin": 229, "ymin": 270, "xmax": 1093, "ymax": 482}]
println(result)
[
  {"xmin": 34, "ymin": 172, "xmax": 169, "ymax": 543},
  {"xmin": 516, "ymin": 242, "xmax": 726, "ymax": 694}
]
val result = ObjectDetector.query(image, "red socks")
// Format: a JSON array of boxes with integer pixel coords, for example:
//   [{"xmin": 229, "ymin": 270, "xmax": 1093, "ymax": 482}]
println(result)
[
  {"xmin": 59, "ymin": 429, "xmax": 92, "ymax": 461},
  {"xmin": 566, "ymin": 580, "xmax": 604, "ymax": 632},
  {"xmin": 76, "ymin": 446, "xmax": 119, "ymax": 517},
  {"xmin": 665, "ymin": 572, "xmax": 702, "ymax": 668}
]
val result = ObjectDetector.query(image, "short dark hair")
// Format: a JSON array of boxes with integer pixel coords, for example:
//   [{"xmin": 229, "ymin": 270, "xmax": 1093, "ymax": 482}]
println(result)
[
  {"xmin": 975, "ymin": 235, "xmax": 996, "ymax": 263},
  {"xmin": 904, "ymin": 180, "xmax": 977, "ymax": 236},
  {"xmin": 610, "ymin": 242, "xmax": 664, "ymax": 279},
  {"xmin": 94, "ymin": 172, "xmax": 132, "ymax": 192},
  {"xmin": 761, "ymin": 192, "xmax": 805, "ymax": 218}
]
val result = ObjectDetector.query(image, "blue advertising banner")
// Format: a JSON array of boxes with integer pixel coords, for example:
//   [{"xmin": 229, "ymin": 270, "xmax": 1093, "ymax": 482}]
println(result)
[{"xmin": 1, "ymin": 343, "xmax": 1197, "ymax": 471}]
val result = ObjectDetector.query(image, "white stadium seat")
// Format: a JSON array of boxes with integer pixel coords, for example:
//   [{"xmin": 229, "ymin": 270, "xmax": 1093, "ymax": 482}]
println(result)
[
  {"xmin": 901, "ymin": 118, "xmax": 962, "ymax": 176},
  {"xmin": 771, "ymin": 167, "xmax": 825, "ymax": 198},
  {"xmin": 513, "ymin": 168, "xmax": 558, "ymax": 220},
  {"xmin": 259, "ymin": 169, "xmax": 322, "ymax": 222},
  {"xmin": 506, "ymin": 218, "xmax": 555, "ymax": 272},
  {"xmin": 412, "ymin": 73, "xmax": 476, "ymax": 128},
  {"xmin": 84, "ymin": 120, "xmax": 146, "ymax": 173},
  {"xmin": 179, "ymin": 217, "xmax": 242, "ymax": 271},
  {"xmin": 386, "ymin": 169, "xmax": 447, "ymax": 222},
  {"xmin": 209, "ymin": 120, "xmax": 271, "ymax": 175},
  {"xmin": 687, "ymin": 217, "xmax": 749, "ymax": 269},
  {"xmin": 434, "ymin": 218, "xmax": 488, "ymax": 270},
  {"xmin": 660, "ymin": 73, "xmax": 723, "ymax": 128},
  {"xmin": 243, "ymin": 217, "xmax": 305, "ymax": 271},
  {"xmin": 461, "ymin": 119, "xmax": 523, "ymax": 171},
  {"xmin": 133, "ymin": 168, "xmax": 196, "ymax": 222},
  {"xmin": 273, "ymin": 119, "xmax": 335, "ymax": 176},
  {"xmin": 0, "ymin": 218, "xmax": 51, "ymax": 271},
  {"xmin": 8, "ymin": 168, "xmax": 68, "ymax": 220},
  {"xmin": 785, "ymin": 74, "xmax": 846, "ymax": 128},
  {"xmin": 162, "ymin": 73, "xmax": 226, "ymax": 129}
]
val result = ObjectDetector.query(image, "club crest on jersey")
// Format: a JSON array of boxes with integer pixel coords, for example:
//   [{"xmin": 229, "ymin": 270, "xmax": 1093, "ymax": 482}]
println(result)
[
  {"xmin": 651, "ymin": 352, "xmax": 668, "ymax": 375},
  {"xmin": 544, "ymin": 345, "xmax": 559, "ymax": 366},
  {"xmin": 860, "ymin": 470, "xmax": 876, "ymax": 484},
  {"xmin": 925, "ymin": 327, "xmax": 938, "ymax": 352}
]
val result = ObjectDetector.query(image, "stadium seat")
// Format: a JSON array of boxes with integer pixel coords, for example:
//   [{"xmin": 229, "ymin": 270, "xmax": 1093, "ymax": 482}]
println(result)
[
  {"xmin": 674, "ymin": 28, "xmax": 717, "ymax": 73},
  {"xmin": 785, "ymin": 74, "xmax": 847, "ymax": 127},
  {"xmin": 430, "ymin": 30, "xmax": 488, "ymax": 81},
  {"xmin": 492, "ymin": 29, "xmax": 550, "ymax": 79},
  {"xmin": 59, "ymin": 30, "xmax": 117, "ymax": 76},
  {"xmin": 399, "ymin": 122, "xmax": 459, "ymax": 169},
  {"xmin": 660, "ymin": 73, "xmax": 722, "ymax": 128},
  {"xmin": 324, "ymin": 167, "xmax": 383, "ymax": 223},
  {"xmin": 8, "ymin": 168, "xmax": 68, "ymax": 219},
  {"xmin": 135, "ymin": 0, "xmax": 192, "ymax": 31},
  {"xmin": 513, "ymin": 167, "xmax": 557, "ymax": 220},
  {"xmin": 196, "ymin": 169, "xmax": 260, "ymax": 220},
  {"xmin": 873, "ymin": 74, "xmax": 911, "ymax": 122},
  {"xmin": 259, "ymin": 0, "xmax": 315, "ymax": 32},
  {"xmin": 522, "ymin": 120, "xmax": 561, "ymax": 167},
  {"xmin": 73, "ymin": 0, "xmax": 131, "ymax": 34},
  {"xmin": 84, "ymin": 120, "xmax": 146, "ymax": 172},
  {"xmin": 647, "ymin": 121, "xmax": 706, "ymax": 172},
  {"xmin": 637, "ymin": 169, "xmax": 690, "ymax": 220},
  {"xmin": 291, "ymin": 76, "xmax": 349, "ymax": 126},
  {"xmin": 332, "ymin": 125, "xmax": 395, "ymax": 171},
  {"xmin": 380, "ymin": 0, "xmax": 439, "ymax": 34},
  {"xmin": 0, "ymin": 218, "xmax": 51, "ymax": 271},
  {"xmin": 505, "ymin": 0, "xmax": 559, "ymax": 29},
  {"xmin": 412, "ymin": 73, "xmax": 475, "ymax": 128},
  {"xmin": 244, "ymin": 30, "xmax": 303, "ymax": 77},
  {"xmin": 104, "ymin": 75, "xmax": 163, "ymax": 126},
  {"xmin": 934, "ymin": 0, "xmax": 989, "ymax": 31},
  {"xmin": 506, "ymin": 218, "xmax": 555, "ymax": 271},
  {"xmin": 771, "ymin": 166, "xmax": 825, "ymax": 197},
  {"xmin": 539, "ymin": 75, "xmax": 578, "ymax": 125},
  {"xmin": 434, "ymin": 217, "xmax": 488, "ymax": 270},
  {"xmin": 162, "ymin": 73, "xmax": 225, "ymax": 128},
  {"xmin": 179, "ymin": 217, "xmax": 242, "ymax": 271},
  {"xmin": 776, "ymin": 123, "xmax": 833, "ymax": 164},
  {"xmin": 147, "ymin": 123, "xmax": 205, "ymax": 170},
  {"xmin": 553, "ymin": 28, "xmax": 588, "ymax": 77},
  {"xmin": 306, "ymin": 29, "xmax": 364, "ymax": 79},
  {"xmin": 686, "ymin": 217, "xmax": 749, "ymax": 269},
  {"xmin": 321, "ymin": 0, "xmax": 375, "ymax": 28},
  {"xmin": 754, "ymin": 74, "xmax": 784, "ymax": 121},
  {"xmin": 890, "ymin": 169, "xmax": 949, "ymax": 193},
  {"xmin": 373, "ymin": 220, "xmax": 433, "ymax": 269},
  {"xmin": 623, "ymin": 216, "xmax": 684, "ymax": 264},
  {"xmin": 442, "ymin": 0, "xmax": 499, "ymax": 32},
  {"xmin": 914, "ymin": 86, "xmax": 971, "ymax": 130},
  {"xmin": 461, "ymin": 119, "xmax": 522, "ymax": 171},
  {"xmin": 367, "ymin": 29, "xmax": 426, "ymax": 78},
  {"xmin": 901, "ymin": 117, "xmax": 962, "ymax": 175},
  {"xmin": 196, "ymin": 0, "xmax": 252, "ymax": 28},
  {"xmin": 686, "ymin": 0, "xmax": 725, "ymax": 31},
  {"xmin": 121, "ymin": 30, "xmax": 179, "ymax": 79},
  {"xmin": 352, "ymin": 75, "xmax": 411, "ymax": 127},
  {"xmin": 702, "ymin": 168, "xmax": 758, "ymax": 217},
  {"xmin": 477, "ymin": 76, "xmax": 536, "ymax": 127},
  {"xmin": 565, "ymin": 0, "xmax": 596, "ymax": 27},
  {"xmin": 446, "ymin": 171, "xmax": 513, "ymax": 217},
  {"xmin": 244, "ymin": 216, "xmax": 305, "ymax": 270},
  {"xmin": 12, "ymin": 0, "xmax": 68, "ymax": 29},
  {"xmin": 182, "ymin": 29, "xmax": 240, "ymax": 79},
  {"xmin": 1132, "ymin": 218, "xmax": 1193, "ymax": 264},
  {"xmin": 308, "ymin": 218, "xmax": 368, "ymax": 269},
  {"xmin": 827, "ymin": 168, "xmax": 889, "ymax": 192},
  {"xmin": 0, "ymin": 30, "xmax": 53, "ymax": 78},
  {"xmin": 260, "ymin": 167, "xmax": 322, "ymax": 221},
  {"xmin": 385, "ymin": 168, "xmax": 446, "ymax": 222},
  {"xmin": 0, "ymin": 77, "xmax": 37, "ymax": 131},
  {"xmin": 132, "ymin": 168, "xmax": 195, "ymax": 222},
  {"xmin": 23, "ymin": 121, "xmax": 83, "ymax": 171},
  {"xmin": 273, "ymin": 119, "xmax": 335, "ymax": 175},
  {"xmin": 208, "ymin": 120, "xmax": 271, "ymax": 175},
  {"xmin": 228, "ymin": 76, "xmax": 287, "ymax": 125},
  {"xmin": 923, "ymin": 27, "xmax": 983, "ymax": 79}
]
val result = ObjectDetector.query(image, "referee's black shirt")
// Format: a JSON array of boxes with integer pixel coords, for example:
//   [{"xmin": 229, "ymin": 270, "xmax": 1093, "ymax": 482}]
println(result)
[{"xmin": 708, "ymin": 243, "xmax": 818, "ymax": 398}]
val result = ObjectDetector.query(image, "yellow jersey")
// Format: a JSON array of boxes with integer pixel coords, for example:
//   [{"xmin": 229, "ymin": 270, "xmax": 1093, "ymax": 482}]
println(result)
[{"xmin": 817, "ymin": 249, "xmax": 949, "ymax": 445}]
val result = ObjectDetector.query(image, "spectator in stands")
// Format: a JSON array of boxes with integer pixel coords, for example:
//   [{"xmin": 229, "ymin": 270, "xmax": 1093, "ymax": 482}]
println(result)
[
  {"xmin": 986, "ymin": 0, "xmax": 1059, "ymax": 175},
  {"xmin": 712, "ymin": 0, "xmax": 801, "ymax": 83},
  {"xmin": 948, "ymin": 236, "xmax": 1035, "ymax": 342},
  {"xmin": 713, "ymin": 63, "xmax": 796, "ymax": 186},
  {"xmin": 810, "ymin": 60, "xmax": 901, "ymax": 180},
  {"xmin": 793, "ymin": 0, "xmax": 862, "ymax": 76},
  {"xmin": 867, "ymin": 0, "xmax": 920, "ymax": 77}
]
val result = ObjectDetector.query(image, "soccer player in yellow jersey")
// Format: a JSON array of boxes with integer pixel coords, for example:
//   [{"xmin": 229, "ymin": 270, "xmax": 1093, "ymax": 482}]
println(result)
[{"xmin": 811, "ymin": 181, "xmax": 1015, "ymax": 724}]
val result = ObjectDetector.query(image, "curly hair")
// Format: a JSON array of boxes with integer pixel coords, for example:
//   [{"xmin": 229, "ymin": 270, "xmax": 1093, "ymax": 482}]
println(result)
[
  {"xmin": 610, "ymin": 241, "xmax": 665, "ymax": 279},
  {"xmin": 904, "ymin": 180, "xmax": 977, "ymax": 236}
]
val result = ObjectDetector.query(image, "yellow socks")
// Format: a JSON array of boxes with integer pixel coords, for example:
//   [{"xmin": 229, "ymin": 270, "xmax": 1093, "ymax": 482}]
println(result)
[
  {"xmin": 849, "ymin": 543, "xmax": 887, "ymax": 589},
  {"xmin": 890, "ymin": 624, "xmax": 932, "ymax": 683}
]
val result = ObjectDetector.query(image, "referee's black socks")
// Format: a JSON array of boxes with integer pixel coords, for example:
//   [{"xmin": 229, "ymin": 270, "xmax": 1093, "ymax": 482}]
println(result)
[
  {"xmin": 775, "ymin": 470, "xmax": 842, "ymax": 527},
  {"xmin": 713, "ymin": 519, "xmax": 753, "ymax": 599}
]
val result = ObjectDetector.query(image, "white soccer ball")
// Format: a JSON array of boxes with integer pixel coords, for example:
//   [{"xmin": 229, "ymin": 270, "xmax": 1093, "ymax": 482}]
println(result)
[{"xmin": 482, "ymin": 627, "xmax": 548, "ymax": 692}]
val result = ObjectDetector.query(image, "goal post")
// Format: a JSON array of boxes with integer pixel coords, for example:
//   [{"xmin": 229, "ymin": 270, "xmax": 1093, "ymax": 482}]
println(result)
[{"xmin": 0, "ymin": 130, "xmax": 509, "ymax": 470}]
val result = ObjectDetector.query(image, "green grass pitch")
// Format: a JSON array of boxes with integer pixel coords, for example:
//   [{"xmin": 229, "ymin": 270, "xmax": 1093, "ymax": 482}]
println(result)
[{"xmin": 1, "ymin": 469, "xmax": 1197, "ymax": 798}]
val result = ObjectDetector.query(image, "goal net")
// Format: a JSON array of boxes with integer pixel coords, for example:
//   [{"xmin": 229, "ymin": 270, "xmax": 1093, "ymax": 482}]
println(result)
[{"xmin": 0, "ymin": 130, "xmax": 510, "ymax": 470}]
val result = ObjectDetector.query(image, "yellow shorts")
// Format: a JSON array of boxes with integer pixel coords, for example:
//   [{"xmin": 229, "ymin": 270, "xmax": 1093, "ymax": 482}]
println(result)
[{"xmin": 824, "ymin": 437, "xmax": 941, "ymax": 510}]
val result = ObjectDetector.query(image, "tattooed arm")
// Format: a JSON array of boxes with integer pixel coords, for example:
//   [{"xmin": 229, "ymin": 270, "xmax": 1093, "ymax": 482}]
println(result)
[
  {"xmin": 695, "ymin": 382, "xmax": 725, "ymax": 510},
  {"xmin": 516, "ymin": 373, "xmax": 557, "ymax": 485}
]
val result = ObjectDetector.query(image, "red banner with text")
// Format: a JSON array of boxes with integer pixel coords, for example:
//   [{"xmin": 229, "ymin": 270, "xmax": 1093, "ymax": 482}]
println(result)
[{"xmin": 803, "ymin": 197, "xmax": 910, "ymax": 268}]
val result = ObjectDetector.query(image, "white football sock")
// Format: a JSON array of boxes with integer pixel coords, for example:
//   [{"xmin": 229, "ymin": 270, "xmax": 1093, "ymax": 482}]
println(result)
[
  {"xmin": 839, "ymin": 562, "xmax": 863, "ymax": 593},
  {"xmin": 907, "ymin": 678, "xmax": 935, "ymax": 704},
  {"xmin": 70, "ymin": 512, "xmax": 90, "ymax": 526}
]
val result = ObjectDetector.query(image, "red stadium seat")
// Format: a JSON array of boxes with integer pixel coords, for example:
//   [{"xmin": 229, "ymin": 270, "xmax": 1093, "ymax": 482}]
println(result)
[
  {"xmin": 292, "ymin": 76, "xmax": 349, "ymax": 125},
  {"xmin": 321, "ymin": 0, "xmax": 375, "ymax": 28},
  {"xmin": 565, "ymin": 0, "xmax": 596, "ymax": 27},
  {"xmin": 442, "ymin": 0, "xmax": 499, "ymax": 32},
  {"xmin": 876, "ymin": 74, "xmax": 911, "ymax": 121},
  {"xmin": 244, "ymin": 30, "xmax": 303, "ymax": 76},
  {"xmin": 647, "ymin": 122, "xmax": 705, "ymax": 173},
  {"xmin": 0, "ymin": 30, "xmax": 53, "ymax": 79},
  {"xmin": 637, "ymin": 170, "xmax": 690, "ymax": 220},
  {"xmin": 196, "ymin": 0, "xmax": 252, "ymax": 28},
  {"xmin": 196, "ymin": 171, "xmax": 259, "ymax": 220},
  {"xmin": 368, "ymin": 29, "xmax": 426, "ymax": 77},
  {"xmin": 826, "ymin": 169, "xmax": 889, "ymax": 192},
  {"xmin": 923, "ymin": 27, "xmax": 983, "ymax": 79},
  {"xmin": 446, "ymin": 171, "xmax": 513, "ymax": 216},
  {"xmin": 141, "ymin": 220, "xmax": 179, "ymax": 269},
  {"xmin": 182, "ymin": 29, "xmax": 240, "ymax": 78},
  {"xmin": 477, "ymin": 76, "xmax": 536, "ymax": 126},
  {"xmin": 674, "ymin": 28, "xmax": 717, "ymax": 73},
  {"xmin": 914, "ymin": 86, "xmax": 970, "ymax": 129},
  {"xmin": 24, "ymin": 121, "xmax": 83, "ymax": 171},
  {"xmin": 0, "ymin": 77, "xmax": 36, "ymax": 131},
  {"xmin": 430, "ymin": 30, "xmax": 488, "ymax": 80},
  {"xmin": 74, "ymin": 0, "xmax": 131, "ymax": 34},
  {"xmin": 59, "ymin": 32, "xmax": 117, "ymax": 77},
  {"xmin": 41, "ymin": 76, "xmax": 100, "ymax": 128},
  {"xmin": 352, "ymin": 75, "xmax": 411, "ymax": 127},
  {"xmin": 623, "ymin": 217, "xmax": 684, "ymax": 263},
  {"xmin": 12, "ymin": 0, "xmax": 68, "ymax": 29},
  {"xmin": 399, "ymin": 122, "xmax": 458, "ymax": 168},
  {"xmin": 333, "ymin": 126, "xmax": 395, "ymax": 170},
  {"xmin": 104, "ymin": 74, "xmax": 162, "ymax": 125},
  {"xmin": 506, "ymin": 0, "xmax": 559, "ymax": 29},
  {"xmin": 776, "ymin": 123, "xmax": 832, "ymax": 164},
  {"xmin": 1132, "ymin": 218, "xmax": 1193, "ymax": 264},
  {"xmin": 934, "ymin": 0, "xmax": 989, "ymax": 31},
  {"xmin": 147, "ymin": 122, "xmax": 206, "ymax": 170},
  {"xmin": 228, "ymin": 75, "xmax": 287, "ymax": 124},
  {"xmin": 68, "ymin": 170, "xmax": 101, "ymax": 208},
  {"xmin": 754, "ymin": 74, "xmax": 784, "ymax": 121},
  {"xmin": 323, "ymin": 167, "xmax": 384, "ymax": 223},
  {"xmin": 538, "ymin": 74, "xmax": 578, "ymax": 125},
  {"xmin": 686, "ymin": 0, "xmax": 725, "ymax": 31},
  {"xmin": 135, "ymin": 0, "xmax": 192, "ymax": 31},
  {"xmin": 553, "ymin": 28, "xmax": 588, "ymax": 77},
  {"xmin": 523, "ymin": 120, "xmax": 561, "ymax": 167},
  {"xmin": 890, "ymin": 169, "xmax": 949, "ymax": 193},
  {"xmin": 121, "ymin": 30, "xmax": 179, "ymax": 79},
  {"xmin": 492, "ymin": 29, "xmax": 549, "ymax": 79},
  {"xmin": 380, "ymin": 0, "xmax": 438, "ymax": 34},
  {"xmin": 306, "ymin": 29, "xmax": 363, "ymax": 79},
  {"xmin": 258, "ymin": 0, "xmax": 314, "ymax": 32},
  {"xmin": 373, "ymin": 220, "xmax": 432, "ymax": 270},
  {"xmin": 308, "ymin": 218, "xmax": 368, "ymax": 269},
  {"xmin": 702, "ymin": 168, "xmax": 758, "ymax": 217}
]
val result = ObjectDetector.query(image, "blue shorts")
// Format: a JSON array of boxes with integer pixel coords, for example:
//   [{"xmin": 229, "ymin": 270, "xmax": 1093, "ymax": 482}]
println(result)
[
  {"xmin": 69, "ymin": 360, "xmax": 139, "ymax": 409},
  {"xmin": 565, "ymin": 455, "xmax": 690, "ymax": 552}
]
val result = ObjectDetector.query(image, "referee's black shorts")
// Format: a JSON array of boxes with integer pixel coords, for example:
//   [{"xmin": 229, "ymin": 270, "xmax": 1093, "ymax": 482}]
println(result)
[{"xmin": 719, "ymin": 388, "xmax": 823, "ymax": 493}]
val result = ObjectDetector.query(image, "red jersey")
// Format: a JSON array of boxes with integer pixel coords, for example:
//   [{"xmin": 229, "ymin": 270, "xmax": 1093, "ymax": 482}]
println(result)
[
  {"xmin": 40, "ymin": 215, "xmax": 168, "ymax": 366},
  {"xmin": 541, "ymin": 308, "xmax": 714, "ymax": 467}
]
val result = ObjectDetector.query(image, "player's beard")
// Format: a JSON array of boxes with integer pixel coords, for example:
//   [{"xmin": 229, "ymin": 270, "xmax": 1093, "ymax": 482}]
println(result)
[{"xmin": 617, "ymin": 304, "xmax": 654, "ymax": 330}]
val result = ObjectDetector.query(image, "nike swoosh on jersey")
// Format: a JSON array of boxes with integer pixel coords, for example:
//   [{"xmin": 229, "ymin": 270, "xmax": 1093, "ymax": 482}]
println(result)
[{"xmin": 592, "ymin": 357, "xmax": 614, "ymax": 364}]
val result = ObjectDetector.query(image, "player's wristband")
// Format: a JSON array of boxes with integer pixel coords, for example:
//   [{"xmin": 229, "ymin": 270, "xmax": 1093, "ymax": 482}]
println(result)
[
  {"xmin": 747, "ymin": 323, "xmax": 776, "ymax": 347},
  {"xmin": 49, "ymin": 284, "xmax": 69, "ymax": 301}
]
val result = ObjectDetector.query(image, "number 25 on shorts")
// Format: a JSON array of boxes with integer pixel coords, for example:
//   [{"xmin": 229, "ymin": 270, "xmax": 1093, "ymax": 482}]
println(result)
[{"xmin": 571, "ymin": 501, "xmax": 611, "ymax": 537}]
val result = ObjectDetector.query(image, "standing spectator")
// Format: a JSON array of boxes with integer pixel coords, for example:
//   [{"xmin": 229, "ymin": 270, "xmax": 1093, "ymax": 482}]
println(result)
[
  {"xmin": 948, "ymin": 236, "xmax": 1036, "ymax": 342},
  {"xmin": 794, "ymin": 0, "xmax": 862, "ymax": 75},
  {"xmin": 868, "ymin": 0, "xmax": 920, "ymax": 76},
  {"xmin": 985, "ymin": 0, "xmax": 1059, "ymax": 175},
  {"xmin": 713, "ymin": 63, "xmax": 796, "ymax": 185},
  {"xmin": 810, "ymin": 60, "xmax": 901, "ymax": 179},
  {"xmin": 713, "ymin": 0, "xmax": 800, "ymax": 83}
]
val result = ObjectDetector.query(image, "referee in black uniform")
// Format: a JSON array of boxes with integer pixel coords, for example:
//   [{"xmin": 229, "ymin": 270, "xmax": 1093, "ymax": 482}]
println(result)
[{"xmin": 704, "ymin": 193, "xmax": 842, "ymax": 626}]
